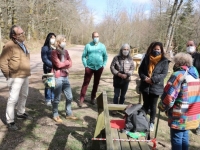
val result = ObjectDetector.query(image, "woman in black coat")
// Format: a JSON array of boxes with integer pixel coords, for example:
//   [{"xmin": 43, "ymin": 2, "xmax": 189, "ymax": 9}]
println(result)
[{"xmin": 138, "ymin": 41, "xmax": 169, "ymax": 131}]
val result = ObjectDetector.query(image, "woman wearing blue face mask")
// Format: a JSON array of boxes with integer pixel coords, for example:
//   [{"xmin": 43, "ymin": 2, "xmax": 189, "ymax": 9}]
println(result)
[
  {"xmin": 110, "ymin": 44, "xmax": 134, "ymax": 115},
  {"xmin": 138, "ymin": 41, "xmax": 169, "ymax": 131}
]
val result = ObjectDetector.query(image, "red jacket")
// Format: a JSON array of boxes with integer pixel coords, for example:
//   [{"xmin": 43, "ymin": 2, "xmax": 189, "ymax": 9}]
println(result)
[{"xmin": 51, "ymin": 49, "xmax": 72, "ymax": 78}]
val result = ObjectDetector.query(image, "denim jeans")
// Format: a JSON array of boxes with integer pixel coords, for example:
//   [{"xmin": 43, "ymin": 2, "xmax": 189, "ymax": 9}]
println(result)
[
  {"xmin": 52, "ymin": 77, "xmax": 73, "ymax": 117},
  {"xmin": 6, "ymin": 77, "xmax": 29, "ymax": 123},
  {"xmin": 45, "ymin": 87, "xmax": 54, "ymax": 102},
  {"xmin": 113, "ymin": 82, "xmax": 129, "ymax": 104},
  {"xmin": 170, "ymin": 128, "xmax": 189, "ymax": 150}
]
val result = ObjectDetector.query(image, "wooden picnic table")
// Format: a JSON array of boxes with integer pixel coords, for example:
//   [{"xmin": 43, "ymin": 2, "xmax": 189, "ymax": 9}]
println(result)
[
  {"xmin": 133, "ymin": 57, "xmax": 142, "ymax": 72},
  {"xmin": 91, "ymin": 91, "xmax": 150, "ymax": 150}
]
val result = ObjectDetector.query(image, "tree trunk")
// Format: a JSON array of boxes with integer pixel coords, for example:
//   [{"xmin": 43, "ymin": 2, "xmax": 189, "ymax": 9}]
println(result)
[
  {"xmin": 165, "ymin": 0, "xmax": 183, "ymax": 52},
  {"xmin": 6, "ymin": 0, "xmax": 12, "ymax": 38},
  {"xmin": 27, "ymin": 0, "xmax": 35, "ymax": 40}
]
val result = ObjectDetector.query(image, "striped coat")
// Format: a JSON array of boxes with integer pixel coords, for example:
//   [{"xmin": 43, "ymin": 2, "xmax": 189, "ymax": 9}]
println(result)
[{"xmin": 159, "ymin": 66, "xmax": 200, "ymax": 130}]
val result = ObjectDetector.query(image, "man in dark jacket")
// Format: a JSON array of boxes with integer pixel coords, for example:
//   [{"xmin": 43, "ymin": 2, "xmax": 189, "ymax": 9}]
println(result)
[{"xmin": 186, "ymin": 40, "xmax": 200, "ymax": 135}]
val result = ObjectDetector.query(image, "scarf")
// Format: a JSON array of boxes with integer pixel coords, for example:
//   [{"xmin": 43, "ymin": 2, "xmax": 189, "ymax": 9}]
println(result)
[
  {"xmin": 56, "ymin": 47, "xmax": 65, "ymax": 62},
  {"xmin": 148, "ymin": 55, "xmax": 162, "ymax": 77}
]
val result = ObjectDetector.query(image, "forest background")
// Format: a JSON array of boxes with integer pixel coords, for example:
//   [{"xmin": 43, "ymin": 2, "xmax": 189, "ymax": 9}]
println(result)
[
  {"xmin": 0, "ymin": 0, "xmax": 200, "ymax": 53},
  {"xmin": 0, "ymin": 1, "xmax": 200, "ymax": 149}
]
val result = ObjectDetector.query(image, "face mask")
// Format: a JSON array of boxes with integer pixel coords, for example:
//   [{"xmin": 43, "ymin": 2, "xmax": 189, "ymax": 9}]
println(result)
[
  {"xmin": 93, "ymin": 37, "xmax": 99, "ymax": 43},
  {"xmin": 122, "ymin": 50, "xmax": 129, "ymax": 56},
  {"xmin": 152, "ymin": 50, "xmax": 161, "ymax": 57},
  {"xmin": 60, "ymin": 42, "xmax": 66, "ymax": 49},
  {"xmin": 186, "ymin": 46, "xmax": 195, "ymax": 53},
  {"xmin": 50, "ymin": 38, "xmax": 55, "ymax": 45}
]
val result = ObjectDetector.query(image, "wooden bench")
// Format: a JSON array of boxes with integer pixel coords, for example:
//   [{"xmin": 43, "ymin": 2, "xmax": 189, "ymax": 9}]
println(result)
[{"xmin": 91, "ymin": 91, "xmax": 150, "ymax": 150}]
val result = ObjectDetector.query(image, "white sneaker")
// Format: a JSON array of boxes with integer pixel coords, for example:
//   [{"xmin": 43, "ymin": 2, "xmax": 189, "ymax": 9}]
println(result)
[
  {"xmin": 150, "ymin": 123, "xmax": 154, "ymax": 132},
  {"xmin": 46, "ymin": 101, "xmax": 52, "ymax": 106}
]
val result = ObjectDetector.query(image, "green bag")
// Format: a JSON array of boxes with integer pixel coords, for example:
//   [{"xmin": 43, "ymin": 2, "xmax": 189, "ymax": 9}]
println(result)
[{"xmin": 42, "ymin": 73, "xmax": 56, "ymax": 88}]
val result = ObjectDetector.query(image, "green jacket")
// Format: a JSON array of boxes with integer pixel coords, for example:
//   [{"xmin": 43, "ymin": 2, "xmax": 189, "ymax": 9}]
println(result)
[{"xmin": 82, "ymin": 41, "xmax": 108, "ymax": 70}]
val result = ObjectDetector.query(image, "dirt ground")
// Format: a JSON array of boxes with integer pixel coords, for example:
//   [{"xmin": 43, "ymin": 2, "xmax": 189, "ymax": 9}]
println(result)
[{"xmin": 0, "ymin": 45, "xmax": 200, "ymax": 150}]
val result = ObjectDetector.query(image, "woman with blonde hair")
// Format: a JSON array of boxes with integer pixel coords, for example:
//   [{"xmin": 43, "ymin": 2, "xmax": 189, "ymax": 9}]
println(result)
[
  {"xmin": 158, "ymin": 52, "xmax": 200, "ymax": 150},
  {"xmin": 51, "ymin": 35, "xmax": 77, "ymax": 123}
]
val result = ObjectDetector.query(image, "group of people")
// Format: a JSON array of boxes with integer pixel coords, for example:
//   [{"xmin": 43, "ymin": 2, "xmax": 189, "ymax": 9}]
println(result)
[
  {"xmin": 0, "ymin": 25, "xmax": 110, "ymax": 128},
  {"xmin": 0, "ymin": 24, "xmax": 200, "ymax": 150},
  {"xmin": 138, "ymin": 40, "xmax": 200, "ymax": 150}
]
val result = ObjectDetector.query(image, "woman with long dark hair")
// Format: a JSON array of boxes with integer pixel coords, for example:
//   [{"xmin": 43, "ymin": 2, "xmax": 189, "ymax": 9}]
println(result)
[
  {"xmin": 138, "ymin": 41, "xmax": 169, "ymax": 131},
  {"xmin": 41, "ymin": 33, "xmax": 56, "ymax": 106}
]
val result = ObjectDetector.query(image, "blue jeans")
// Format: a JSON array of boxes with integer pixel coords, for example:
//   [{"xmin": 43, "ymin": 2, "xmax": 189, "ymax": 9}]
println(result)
[
  {"xmin": 45, "ymin": 87, "xmax": 54, "ymax": 102},
  {"xmin": 170, "ymin": 128, "xmax": 189, "ymax": 150},
  {"xmin": 52, "ymin": 77, "xmax": 73, "ymax": 117},
  {"xmin": 113, "ymin": 82, "xmax": 129, "ymax": 104}
]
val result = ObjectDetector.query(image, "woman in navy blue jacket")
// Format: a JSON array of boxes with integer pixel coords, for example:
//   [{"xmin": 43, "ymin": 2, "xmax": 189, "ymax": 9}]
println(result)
[{"xmin": 41, "ymin": 33, "xmax": 56, "ymax": 106}]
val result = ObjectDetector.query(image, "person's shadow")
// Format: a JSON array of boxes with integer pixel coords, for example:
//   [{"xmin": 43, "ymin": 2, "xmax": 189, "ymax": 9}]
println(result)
[
  {"xmin": 48, "ymin": 116, "xmax": 96, "ymax": 150},
  {"xmin": 0, "ymin": 87, "xmax": 56, "ymax": 149}
]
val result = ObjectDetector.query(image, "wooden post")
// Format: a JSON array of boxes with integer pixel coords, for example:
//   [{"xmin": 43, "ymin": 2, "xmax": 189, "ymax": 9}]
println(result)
[{"xmin": 102, "ymin": 91, "xmax": 114, "ymax": 150}]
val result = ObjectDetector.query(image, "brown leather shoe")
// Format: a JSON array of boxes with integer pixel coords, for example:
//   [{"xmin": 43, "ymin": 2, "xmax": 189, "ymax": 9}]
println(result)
[
  {"xmin": 53, "ymin": 116, "xmax": 63, "ymax": 123},
  {"xmin": 78, "ymin": 101, "xmax": 83, "ymax": 107},
  {"xmin": 66, "ymin": 115, "xmax": 78, "ymax": 120}
]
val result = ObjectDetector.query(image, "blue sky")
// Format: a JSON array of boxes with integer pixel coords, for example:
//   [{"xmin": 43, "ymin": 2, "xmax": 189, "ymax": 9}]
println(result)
[{"xmin": 85, "ymin": 0, "xmax": 152, "ymax": 24}]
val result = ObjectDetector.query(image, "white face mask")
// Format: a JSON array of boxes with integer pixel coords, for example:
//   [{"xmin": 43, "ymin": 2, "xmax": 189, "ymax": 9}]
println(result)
[
  {"xmin": 50, "ymin": 38, "xmax": 55, "ymax": 45},
  {"xmin": 186, "ymin": 46, "xmax": 196, "ymax": 53},
  {"xmin": 122, "ymin": 50, "xmax": 129, "ymax": 56},
  {"xmin": 60, "ymin": 42, "xmax": 66, "ymax": 49}
]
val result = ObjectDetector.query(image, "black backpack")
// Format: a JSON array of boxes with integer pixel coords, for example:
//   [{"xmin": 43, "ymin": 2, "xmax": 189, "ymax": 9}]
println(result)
[{"xmin": 124, "ymin": 104, "xmax": 150, "ymax": 133}]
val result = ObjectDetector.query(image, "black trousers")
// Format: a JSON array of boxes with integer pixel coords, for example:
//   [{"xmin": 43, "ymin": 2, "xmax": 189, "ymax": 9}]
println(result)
[{"xmin": 142, "ymin": 92, "xmax": 159, "ymax": 124}]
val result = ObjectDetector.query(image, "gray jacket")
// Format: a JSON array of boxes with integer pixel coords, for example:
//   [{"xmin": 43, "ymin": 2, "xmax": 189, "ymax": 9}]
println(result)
[{"xmin": 110, "ymin": 52, "xmax": 134, "ymax": 80}]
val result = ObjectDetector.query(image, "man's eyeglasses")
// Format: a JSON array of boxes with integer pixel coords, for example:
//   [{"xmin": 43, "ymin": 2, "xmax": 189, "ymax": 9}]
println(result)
[
  {"xmin": 123, "ymin": 49, "xmax": 129, "ymax": 50},
  {"xmin": 17, "ymin": 32, "xmax": 25, "ymax": 36},
  {"xmin": 93, "ymin": 36, "xmax": 99, "ymax": 38}
]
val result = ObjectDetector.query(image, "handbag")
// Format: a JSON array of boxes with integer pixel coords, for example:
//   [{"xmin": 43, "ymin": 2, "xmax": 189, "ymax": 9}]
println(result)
[
  {"xmin": 135, "ymin": 78, "xmax": 141, "ymax": 94},
  {"xmin": 42, "ymin": 73, "xmax": 56, "ymax": 88},
  {"xmin": 113, "ymin": 74, "xmax": 127, "ymax": 87}
]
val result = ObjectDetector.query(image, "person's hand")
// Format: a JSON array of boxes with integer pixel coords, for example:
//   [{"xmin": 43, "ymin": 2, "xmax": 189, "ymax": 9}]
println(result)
[
  {"xmin": 145, "ymin": 77, "xmax": 152, "ymax": 84},
  {"xmin": 117, "ymin": 73, "xmax": 122, "ymax": 78},
  {"xmin": 121, "ymin": 74, "xmax": 127, "ymax": 79},
  {"xmin": 117, "ymin": 72, "xmax": 123, "ymax": 78},
  {"xmin": 158, "ymin": 101, "xmax": 165, "ymax": 112}
]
